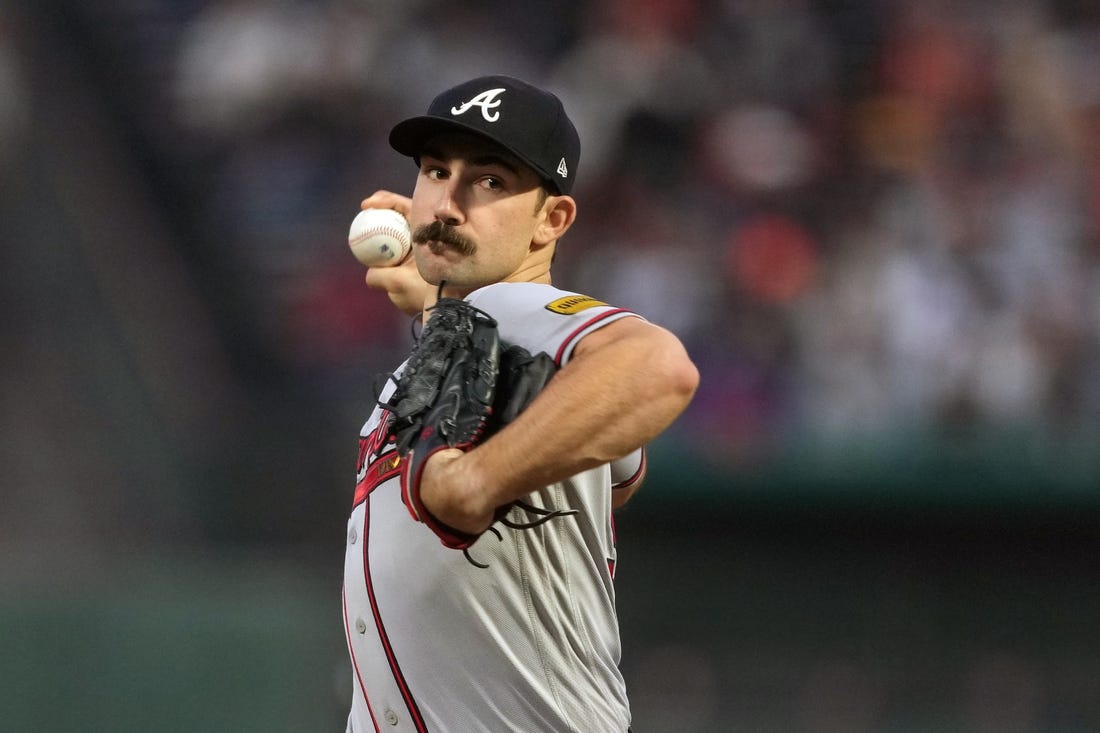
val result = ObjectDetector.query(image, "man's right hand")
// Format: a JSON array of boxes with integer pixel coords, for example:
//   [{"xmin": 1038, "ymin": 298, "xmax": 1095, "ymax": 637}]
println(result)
[{"xmin": 359, "ymin": 190, "xmax": 431, "ymax": 317}]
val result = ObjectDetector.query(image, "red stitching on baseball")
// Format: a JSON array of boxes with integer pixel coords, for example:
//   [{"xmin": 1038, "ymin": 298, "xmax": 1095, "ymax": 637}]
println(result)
[{"xmin": 355, "ymin": 227, "xmax": 409, "ymax": 245}]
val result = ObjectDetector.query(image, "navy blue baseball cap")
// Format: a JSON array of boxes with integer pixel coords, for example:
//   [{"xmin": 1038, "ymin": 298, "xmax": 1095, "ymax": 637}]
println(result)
[{"xmin": 389, "ymin": 75, "xmax": 581, "ymax": 195}]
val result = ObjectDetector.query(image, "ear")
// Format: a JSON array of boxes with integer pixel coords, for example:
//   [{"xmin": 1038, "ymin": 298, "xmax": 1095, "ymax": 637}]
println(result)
[{"xmin": 533, "ymin": 195, "xmax": 577, "ymax": 247}]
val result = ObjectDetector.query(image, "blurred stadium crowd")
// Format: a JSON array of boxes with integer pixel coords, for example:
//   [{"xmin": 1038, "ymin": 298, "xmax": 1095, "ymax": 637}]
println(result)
[
  {"xmin": 174, "ymin": 0, "xmax": 1100, "ymax": 445},
  {"xmin": 4, "ymin": 0, "xmax": 1100, "ymax": 537},
  {"xmin": 4, "ymin": 1, "xmax": 1100, "ymax": 730},
  {"xmin": 5, "ymin": 0, "xmax": 1100, "ymax": 540}
]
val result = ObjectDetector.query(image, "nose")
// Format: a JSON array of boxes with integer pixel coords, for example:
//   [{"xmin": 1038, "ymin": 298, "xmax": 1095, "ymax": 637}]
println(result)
[{"xmin": 433, "ymin": 183, "xmax": 464, "ymax": 227}]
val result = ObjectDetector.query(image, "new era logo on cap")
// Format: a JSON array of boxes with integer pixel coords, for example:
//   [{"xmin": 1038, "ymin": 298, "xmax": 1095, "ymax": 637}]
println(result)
[{"xmin": 389, "ymin": 75, "xmax": 581, "ymax": 195}]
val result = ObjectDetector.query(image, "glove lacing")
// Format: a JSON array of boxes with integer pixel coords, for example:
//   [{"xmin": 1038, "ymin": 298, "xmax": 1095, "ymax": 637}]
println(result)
[{"xmin": 463, "ymin": 501, "xmax": 579, "ymax": 569}]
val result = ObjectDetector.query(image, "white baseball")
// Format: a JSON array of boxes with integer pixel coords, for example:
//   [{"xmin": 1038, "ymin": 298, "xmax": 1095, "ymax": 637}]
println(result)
[{"xmin": 348, "ymin": 208, "xmax": 411, "ymax": 267}]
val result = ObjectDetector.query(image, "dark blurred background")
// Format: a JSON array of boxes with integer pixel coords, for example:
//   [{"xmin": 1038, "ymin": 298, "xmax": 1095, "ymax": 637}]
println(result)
[{"xmin": 3, "ymin": 0, "xmax": 1100, "ymax": 730}]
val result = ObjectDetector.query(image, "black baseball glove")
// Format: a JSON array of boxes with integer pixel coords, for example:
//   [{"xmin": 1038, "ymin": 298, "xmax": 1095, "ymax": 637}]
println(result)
[{"xmin": 379, "ymin": 297, "xmax": 564, "ymax": 558}]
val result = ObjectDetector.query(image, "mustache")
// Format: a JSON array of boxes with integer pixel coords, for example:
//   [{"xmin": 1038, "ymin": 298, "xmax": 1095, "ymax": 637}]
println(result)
[{"xmin": 412, "ymin": 221, "xmax": 477, "ymax": 255}]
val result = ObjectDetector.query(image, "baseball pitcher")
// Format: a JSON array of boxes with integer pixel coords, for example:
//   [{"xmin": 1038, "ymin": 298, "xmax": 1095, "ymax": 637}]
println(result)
[{"xmin": 342, "ymin": 75, "xmax": 698, "ymax": 732}]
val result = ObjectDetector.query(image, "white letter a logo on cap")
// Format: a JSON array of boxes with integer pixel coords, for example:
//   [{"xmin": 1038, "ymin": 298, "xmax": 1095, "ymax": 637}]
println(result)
[
  {"xmin": 557, "ymin": 158, "xmax": 569, "ymax": 178},
  {"xmin": 451, "ymin": 88, "xmax": 506, "ymax": 122}
]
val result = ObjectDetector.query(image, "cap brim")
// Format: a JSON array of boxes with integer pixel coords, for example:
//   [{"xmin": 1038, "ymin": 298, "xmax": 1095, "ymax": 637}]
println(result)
[
  {"xmin": 390, "ymin": 116, "xmax": 472, "ymax": 157},
  {"xmin": 389, "ymin": 116, "xmax": 561, "ymax": 193}
]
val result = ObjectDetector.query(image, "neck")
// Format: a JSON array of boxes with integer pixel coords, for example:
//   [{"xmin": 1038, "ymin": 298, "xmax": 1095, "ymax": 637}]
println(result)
[{"xmin": 428, "ymin": 245, "xmax": 556, "ymax": 311}]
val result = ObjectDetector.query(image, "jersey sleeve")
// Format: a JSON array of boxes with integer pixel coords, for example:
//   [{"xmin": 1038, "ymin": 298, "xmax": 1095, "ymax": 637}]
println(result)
[
  {"xmin": 466, "ymin": 282, "xmax": 642, "ymax": 366},
  {"xmin": 610, "ymin": 447, "xmax": 647, "ymax": 491}
]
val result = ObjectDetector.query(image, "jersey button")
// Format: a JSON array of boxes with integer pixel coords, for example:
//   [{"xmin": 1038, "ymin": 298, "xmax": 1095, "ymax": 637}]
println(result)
[
  {"xmin": 355, "ymin": 618, "xmax": 367, "ymax": 634},
  {"xmin": 384, "ymin": 709, "xmax": 399, "ymax": 726},
  {"xmin": 348, "ymin": 527, "xmax": 358, "ymax": 544}
]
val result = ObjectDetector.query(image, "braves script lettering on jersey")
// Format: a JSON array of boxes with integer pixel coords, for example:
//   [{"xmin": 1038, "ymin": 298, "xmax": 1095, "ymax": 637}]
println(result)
[{"xmin": 343, "ymin": 282, "xmax": 645, "ymax": 732}]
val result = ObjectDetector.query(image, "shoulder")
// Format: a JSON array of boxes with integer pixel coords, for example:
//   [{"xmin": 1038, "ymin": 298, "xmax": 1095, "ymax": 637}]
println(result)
[
  {"xmin": 467, "ymin": 282, "xmax": 628, "ymax": 319},
  {"xmin": 466, "ymin": 282, "xmax": 581, "ymax": 310},
  {"xmin": 466, "ymin": 283, "xmax": 643, "ymax": 364}
]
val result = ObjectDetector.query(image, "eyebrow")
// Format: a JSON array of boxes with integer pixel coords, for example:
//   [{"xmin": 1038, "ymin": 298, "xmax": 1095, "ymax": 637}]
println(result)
[
  {"xmin": 470, "ymin": 154, "xmax": 520, "ymax": 174},
  {"xmin": 420, "ymin": 144, "xmax": 522, "ymax": 175}
]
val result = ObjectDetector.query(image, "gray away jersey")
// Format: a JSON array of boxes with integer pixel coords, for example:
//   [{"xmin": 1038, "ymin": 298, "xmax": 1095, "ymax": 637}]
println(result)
[{"xmin": 343, "ymin": 282, "xmax": 644, "ymax": 733}]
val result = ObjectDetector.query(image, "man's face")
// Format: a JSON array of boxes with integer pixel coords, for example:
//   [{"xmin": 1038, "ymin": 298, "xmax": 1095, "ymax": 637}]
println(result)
[{"xmin": 408, "ymin": 132, "xmax": 549, "ymax": 293}]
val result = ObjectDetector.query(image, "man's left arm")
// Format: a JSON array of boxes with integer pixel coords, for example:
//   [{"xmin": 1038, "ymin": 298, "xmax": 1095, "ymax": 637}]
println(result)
[{"xmin": 420, "ymin": 316, "xmax": 698, "ymax": 534}]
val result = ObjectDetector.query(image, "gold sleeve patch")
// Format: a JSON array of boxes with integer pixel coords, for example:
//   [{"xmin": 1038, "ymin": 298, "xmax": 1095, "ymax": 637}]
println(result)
[{"xmin": 545, "ymin": 295, "xmax": 608, "ymax": 314}]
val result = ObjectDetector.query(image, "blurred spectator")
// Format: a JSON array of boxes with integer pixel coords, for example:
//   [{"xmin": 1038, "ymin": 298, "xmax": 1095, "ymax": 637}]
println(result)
[
  {"xmin": 173, "ymin": 0, "xmax": 381, "ymax": 137},
  {"xmin": 550, "ymin": 0, "xmax": 720, "ymax": 183}
]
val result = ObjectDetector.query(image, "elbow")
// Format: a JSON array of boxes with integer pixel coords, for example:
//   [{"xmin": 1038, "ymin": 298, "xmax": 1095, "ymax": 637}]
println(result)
[
  {"xmin": 656, "ymin": 332, "xmax": 700, "ymax": 408},
  {"xmin": 671, "ymin": 353, "xmax": 700, "ymax": 404}
]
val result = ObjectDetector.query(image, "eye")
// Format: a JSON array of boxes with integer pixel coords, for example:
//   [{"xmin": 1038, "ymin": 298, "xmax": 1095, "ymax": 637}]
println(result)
[
  {"xmin": 421, "ymin": 164, "xmax": 447, "ymax": 181},
  {"xmin": 480, "ymin": 176, "xmax": 504, "ymax": 191}
]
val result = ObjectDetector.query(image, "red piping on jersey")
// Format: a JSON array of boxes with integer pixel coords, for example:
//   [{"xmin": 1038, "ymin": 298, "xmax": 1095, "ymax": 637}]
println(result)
[
  {"xmin": 362, "ymin": 493, "xmax": 430, "ymax": 732},
  {"xmin": 358, "ymin": 410, "xmax": 394, "ymax": 470},
  {"xmin": 354, "ymin": 449, "xmax": 402, "ymax": 508},
  {"xmin": 343, "ymin": 583, "xmax": 382, "ymax": 732},
  {"xmin": 553, "ymin": 308, "xmax": 632, "ymax": 364}
]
